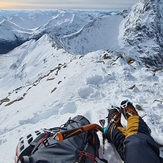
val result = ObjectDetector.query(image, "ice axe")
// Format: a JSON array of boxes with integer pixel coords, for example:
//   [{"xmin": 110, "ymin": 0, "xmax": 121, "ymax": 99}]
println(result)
[
  {"xmin": 99, "ymin": 119, "xmax": 106, "ymax": 154},
  {"xmin": 55, "ymin": 123, "xmax": 103, "ymax": 141}
]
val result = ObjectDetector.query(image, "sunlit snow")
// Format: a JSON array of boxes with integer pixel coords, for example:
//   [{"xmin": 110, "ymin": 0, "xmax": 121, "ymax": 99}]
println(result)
[{"xmin": 0, "ymin": 2, "xmax": 163, "ymax": 163}]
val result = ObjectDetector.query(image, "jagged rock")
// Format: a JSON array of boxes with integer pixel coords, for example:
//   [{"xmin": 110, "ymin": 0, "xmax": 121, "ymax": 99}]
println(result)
[
  {"xmin": 126, "ymin": 56, "xmax": 135, "ymax": 64},
  {"xmin": 128, "ymin": 85, "xmax": 136, "ymax": 89},
  {"xmin": 103, "ymin": 53, "xmax": 111, "ymax": 59},
  {"xmin": 5, "ymin": 97, "xmax": 24, "ymax": 106},
  {"xmin": 51, "ymin": 87, "xmax": 57, "ymax": 93},
  {"xmin": 0, "ymin": 97, "xmax": 10, "ymax": 105},
  {"xmin": 119, "ymin": 0, "xmax": 163, "ymax": 67}
]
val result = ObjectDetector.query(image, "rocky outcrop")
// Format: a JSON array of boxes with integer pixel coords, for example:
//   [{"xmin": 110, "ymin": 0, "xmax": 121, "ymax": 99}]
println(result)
[{"xmin": 119, "ymin": 0, "xmax": 163, "ymax": 67}]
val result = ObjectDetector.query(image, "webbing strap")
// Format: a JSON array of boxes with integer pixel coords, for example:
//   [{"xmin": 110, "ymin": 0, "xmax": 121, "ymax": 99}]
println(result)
[
  {"xmin": 40, "ymin": 133, "xmax": 50, "ymax": 146},
  {"xmin": 79, "ymin": 151, "xmax": 95, "ymax": 163},
  {"xmin": 22, "ymin": 156, "xmax": 30, "ymax": 163},
  {"xmin": 96, "ymin": 156, "xmax": 108, "ymax": 163}
]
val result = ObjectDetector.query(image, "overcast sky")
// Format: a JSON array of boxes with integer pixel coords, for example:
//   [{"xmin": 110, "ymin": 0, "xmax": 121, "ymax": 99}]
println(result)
[{"xmin": 0, "ymin": 0, "xmax": 139, "ymax": 10}]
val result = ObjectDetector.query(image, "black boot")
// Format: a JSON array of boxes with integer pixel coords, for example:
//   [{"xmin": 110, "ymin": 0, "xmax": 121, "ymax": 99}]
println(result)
[
  {"xmin": 104, "ymin": 108, "xmax": 121, "ymax": 143},
  {"xmin": 120, "ymin": 100, "xmax": 138, "ymax": 120}
]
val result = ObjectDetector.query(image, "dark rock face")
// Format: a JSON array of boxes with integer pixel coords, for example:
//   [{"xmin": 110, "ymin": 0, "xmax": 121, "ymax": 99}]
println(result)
[
  {"xmin": 120, "ymin": 0, "xmax": 163, "ymax": 67},
  {"xmin": 0, "ymin": 40, "xmax": 25, "ymax": 54}
]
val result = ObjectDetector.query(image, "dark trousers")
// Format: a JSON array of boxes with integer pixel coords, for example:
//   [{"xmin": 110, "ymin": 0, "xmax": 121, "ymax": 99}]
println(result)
[{"xmin": 112, "ymin": 116, "xmax": 161, "ymax": 163}]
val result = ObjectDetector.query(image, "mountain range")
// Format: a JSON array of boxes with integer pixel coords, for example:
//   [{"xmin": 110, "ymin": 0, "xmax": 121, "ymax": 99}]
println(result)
[
  {"xmin": 1, "ymin": 0, "xmax": 163, "ymax": 67},
  {"xmin": 0, "ymin": 0, "xmax": 163, "ymax": 162}
]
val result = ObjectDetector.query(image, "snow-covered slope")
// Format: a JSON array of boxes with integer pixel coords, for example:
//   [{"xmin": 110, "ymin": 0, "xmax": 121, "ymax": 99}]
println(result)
[
  {"xmin": 0, "ymin": 34, "xmax": 75, "ymax": 96},
  {"xmin": 0, "ymin": 1, "xmax": 163, "ymax": 163},
  {"xmin": 60, "ymin": 15, "xmax": 123, "ymax": 55},
  {"xmin": 0, "ymin": 19, "xmax": 32, "ymax": 41}
]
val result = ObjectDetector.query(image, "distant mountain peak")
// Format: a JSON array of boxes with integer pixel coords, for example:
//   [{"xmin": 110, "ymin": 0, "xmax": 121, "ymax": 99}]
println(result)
[
  {"xmin": 1, "ymin": 6, "xmax": 163, "ymax": 67},
  {"xmin": 118, "ymin": 0, "xmax": 163, "ymax": 67}
]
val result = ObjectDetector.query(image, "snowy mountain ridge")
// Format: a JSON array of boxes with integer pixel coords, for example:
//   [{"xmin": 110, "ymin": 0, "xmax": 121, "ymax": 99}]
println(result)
[
  {"xmin": 0, "ymin": 0, "xmax": 163, "ymax": 162},
  {"xmin": 0, "ymin": 10, "xmax": 116, "ymax": 54},
  {"xmin": 1, "ymin": 0, "xmax": 163, "ymax": 68},
  {"xmin": 0, "ymin": 19, "xmax": 32, "ymax": 40}
]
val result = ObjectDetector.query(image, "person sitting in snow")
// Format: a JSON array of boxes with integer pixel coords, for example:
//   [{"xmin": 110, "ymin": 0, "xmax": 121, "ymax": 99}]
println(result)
[{"xmin": 104, "ymin": 100, "xmax": 163, "ymax": 163}]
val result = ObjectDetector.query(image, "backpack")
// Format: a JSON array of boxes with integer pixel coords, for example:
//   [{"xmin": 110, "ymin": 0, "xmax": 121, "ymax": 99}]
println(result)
[{"xmin": 14, "ymin": 115, "xmax": 107, "ymax": 163}]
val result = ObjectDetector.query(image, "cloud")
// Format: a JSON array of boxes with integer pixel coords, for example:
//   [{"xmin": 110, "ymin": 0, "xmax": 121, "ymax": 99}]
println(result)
[{"xmin": 0, "ymin": 0, "xmax": 138, "ymax": 10}]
